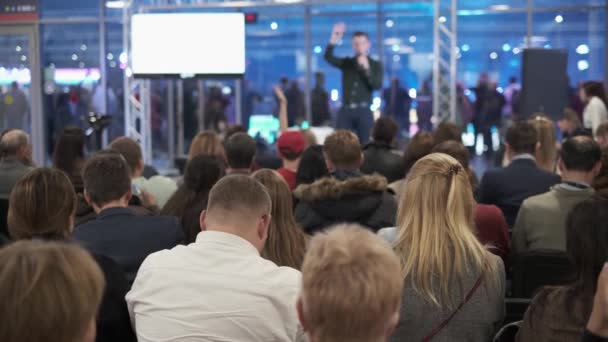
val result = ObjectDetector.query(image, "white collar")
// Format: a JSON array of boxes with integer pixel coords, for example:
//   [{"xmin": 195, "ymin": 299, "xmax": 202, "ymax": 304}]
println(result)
[
  {"xmin": 195, "ymin": 230, "xmax": 260, "ymax": 256},
  {"xmin": 511, "ymin": 153, "xmax": 536, "ymax": 162}
]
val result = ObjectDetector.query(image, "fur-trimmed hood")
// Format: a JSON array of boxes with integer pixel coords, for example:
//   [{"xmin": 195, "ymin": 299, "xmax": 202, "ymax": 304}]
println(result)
[{"xmin": 293, "ymin": 174, "xmax": 389, "ymax": 201}]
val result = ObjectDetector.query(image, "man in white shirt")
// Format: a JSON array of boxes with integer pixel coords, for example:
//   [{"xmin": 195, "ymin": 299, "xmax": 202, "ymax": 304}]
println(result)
[{"xmin": 126, "ymin": 175, "xmax": 305, "ymax": 342}]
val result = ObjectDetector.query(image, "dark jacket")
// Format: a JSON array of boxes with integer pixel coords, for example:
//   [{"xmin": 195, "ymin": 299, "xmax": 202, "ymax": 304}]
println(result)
[
  {"xmin": 361, "ymin": 142, "xmax": 404, "ymax": 183},
  {"xmin": 73, "ymin": 207, "xmax": 184, "ymax": 282},
  {"xmin": 324, "ymin": 44, "xmax": 383, "ymax": 104},
  {"xmin": 478, "ymin": 158, "xmax": 561, "ymax": 226},
  {"xmin": 0, "ymin": 157, "xmax": 33, "ymax": 198},
  {"xmin": 293, "ymin": 171, "xmax": 397, "ymax": 234}
]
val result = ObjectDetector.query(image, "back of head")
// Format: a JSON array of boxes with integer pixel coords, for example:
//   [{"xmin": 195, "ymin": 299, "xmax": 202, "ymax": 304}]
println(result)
[
  {"xmin": 506, "ymin": 120, "xmax": 538, "ymax": 155},
  {"xmin": 566, "ymin": 195, "xmax": 608, "ymax": 300},
  {"xmin": 82, "ymin": 151, "xmax": 131, "ymax": 208},
  {"xmin": 296, "ymin": 145, "xmax": 330, "ymax": 186},
  {"xmin": 432, "ymin": 140, "xmax": 470, "ymax": 171},
  {"xmin": 595, "ymin": 122, "xmax": 608, "ymax": 144},
  {"xmin": 300, "ymin": 224, "xmax": 402, "ymax": 342},
  {"xmin": 224, "ymin": 125, "xmax": 247, "ymax": 142},
  {"xmin": 205, "ymin": 174, "xmax": 271, "ymax": 231},
  {"xmin": 560, "ymin": 136, "xmax": 601, "ymax": 172},
  {"xmin": 563, "ymin": 107, "xmax": 582, "ymax": 127},
  {"xmin": 188, "ymin": 131, "xmax": 226, "ymax": 161},
  {"xmin": 8, "ymin": 168, "xmax": 77, "ymax": 240},
  {"xmin": 396, "ymin": 153, "xmax": 489, "ymax": 308},
  {"xmin": 224, "ymin": 132, "xmax": 256, "ymax": 170},
  {"xmin": 583, "ymin": 81, "xmax": 608, "ymax": 107},
  {"xmin": 372, "ymin": 117, "xmax": 399, "ymax": 145},
  {"xmin": 184, "ymin": 155, "xmax": 226, "ymax": 193},
  {"xmin": 323, "ymin": 130, "xmax": 362, "ymax": 170},
  {"xmin": 277, "ymin": 131, "xmax": 306, "ymax": 161},
  {"xmin": 403, "ymin": 131, "xmax": 434, "ymax": 176},
  {"xmin": 252, "ymin": 169, "xmax": 306, "ymax": 269},
  {"xmin": 433, "ymin": 122, "xmax": 462, "ymax": 146},
  {"xmin": 0, "ymin": 129, "xmax": 29, "ymax": 158},
  {"xmin": 0, "ymin": 240, "xmax": 104, "ymax": 342},
  {"xmin": 530, "ymin": 116, "xmax": 557, "ymax": 170},
  {"xmin": 109, "ymin": 137, "xmax": 143, "ymax": 177},
  {"xmin": 52, "ymin": 127, "xmax": 86, "ymax": 174}
]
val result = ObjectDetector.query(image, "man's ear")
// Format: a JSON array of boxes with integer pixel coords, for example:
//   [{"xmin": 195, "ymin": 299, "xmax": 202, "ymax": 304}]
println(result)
[
  {"xmin": 359, "ymin": 152, "xmax": 365, "ymax": 168},
  {"xmin": 535, "ymin": 141, "xmax": 541, "ymax": 153},
  {"xmin": 296, "ymin": 297, "xmax": 309, "ymax": 333},
  {"xmin": 83, "ymin": 190, "xmax": 94, "ymax": 207},
  {"xmin": 124, "ymin": 186, "xmax": 133, "ymax": 204},
  {"xmin": 385, "ymin": 311, "xmax": 400, "ymax": 338},
  {"xmin": 324, "ymin": 154, "xmax": 335, "ymax": 173},
  {"xmin": 258, "ymin": 214, "xmax": 271, "ymax": 241},
  {"xmin": 199, "ymin": 210, "xmax": 208, "ymax": 232},
  {"xmin": 557, "ymin": 159, "xmax": 566, "ymax": 173},
  {"xmin": 592, "ymin": 160, "xmax": 603, "ymax": 177}
]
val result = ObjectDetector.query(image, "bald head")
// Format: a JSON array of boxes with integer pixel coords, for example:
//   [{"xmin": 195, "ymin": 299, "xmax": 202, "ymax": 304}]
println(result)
[
  {"xmin": 0, "ymin": 129, "xmax": 31, "ymax": 161},
  {"xmin": 201, "ymin": 175, "xmax": 272, "ymax": 251}
]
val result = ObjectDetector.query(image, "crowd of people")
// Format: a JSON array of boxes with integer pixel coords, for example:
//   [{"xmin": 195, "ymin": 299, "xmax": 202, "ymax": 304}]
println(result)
[{"xmin": 1, "ymin": 78, "xmax": 608, "ymax": 342}]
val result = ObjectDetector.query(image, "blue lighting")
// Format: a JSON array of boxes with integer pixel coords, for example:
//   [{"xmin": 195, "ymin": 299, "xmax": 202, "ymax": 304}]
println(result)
[
  {"xmin": 502, "ymin": 43, "xmax": 511, "ymax": 52},
  {"xmin": 392, "ymin": 44, "xmax": 400, "ymax": 52},
  {"xmin": 461, "ymin": 44, "xmax": 470, "ymax": 52},
  {"xmin": 313, "ymin": 45, "xmax": 322, "ymax": 54},
  {"xmin": 544, "ymin": 44, "xmax": 552, "ymax": 49}
]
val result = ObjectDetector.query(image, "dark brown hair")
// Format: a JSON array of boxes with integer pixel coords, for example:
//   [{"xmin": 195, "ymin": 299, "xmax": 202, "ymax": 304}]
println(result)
[
  {"xmin": 372, "ymin": 117, "xmax": 399, "ymax": 145},
  {"xmin": 224, "ymin": 132, "xmax": 256, "ymax": 170},
  {"xmin": 8, "ymin": 168, "xmax": 77, "ymax": 240},
  {"xmin": 582, "ymin": 81, "xmax": 608, "ymax": 109},
  {"xmin": 433, "ymin": 122, "xmax": 462, "ymax": 146},
  {"xmin": 0, "ymin": 240, "xmax": 104, "ymax": 342},
  {"xmin": 252, "ymin": 169, "xmax": 307, "ymax": 269},
  {"xmin": 82, "ymin": 151, "xmax": 131, "ymax": 207},
  {"xmin": 506, "ymin": 121, "xmax": 538, "ymax": 155},
  {"xmin": 323, "ymin": 130, "xmax": 362, "ymax": 169},
  {"xmin": 52, "ymin": 127, "xmax": 86, "ymax": 180},
  {"xmin": 109, "ymin": 137, "xmax": 143, "ymax": 176},
  {"xmin": 402, "ymin": 131, "xmax": 434, "ymax": 176}
]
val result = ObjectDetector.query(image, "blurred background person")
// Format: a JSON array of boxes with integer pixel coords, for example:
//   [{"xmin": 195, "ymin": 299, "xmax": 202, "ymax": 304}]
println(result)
[
  {"xmin": 311, "ymin": 72, "xmax": 331, "ymax": 127},
  {"xmin": 383, "ymin": 77, "xmax": 411, "ymax": 134},
  {"xmin": 580, "ymin": 81, "xmax": 608, "ymax": 136},
  {"xmin": 52, "ymin": 126, "xmax": 86, "ymax": 193}
]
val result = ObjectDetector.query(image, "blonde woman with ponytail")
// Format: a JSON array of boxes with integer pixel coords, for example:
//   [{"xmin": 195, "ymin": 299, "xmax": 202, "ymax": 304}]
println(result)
[{"xmin": 389, "ymin": 153, "xmax": 506, "ymax": 342}]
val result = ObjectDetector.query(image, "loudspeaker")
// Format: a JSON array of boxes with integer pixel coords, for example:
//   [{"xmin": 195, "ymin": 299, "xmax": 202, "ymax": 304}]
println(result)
[{"xmin": 520, "ymin": 48, "xmax": 569, "ymax": 120}]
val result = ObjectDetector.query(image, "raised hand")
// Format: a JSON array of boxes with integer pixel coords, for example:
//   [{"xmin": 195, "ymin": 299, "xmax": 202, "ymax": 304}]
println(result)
[{"xmin": 330, "ymin": 22, "xmax": 346, "ymax": 44}]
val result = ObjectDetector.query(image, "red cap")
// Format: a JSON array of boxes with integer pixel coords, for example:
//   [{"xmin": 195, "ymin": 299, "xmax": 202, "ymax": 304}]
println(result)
[{"xmin": 277, "ymin": 131, "xmax": 306, "ymax": 156}]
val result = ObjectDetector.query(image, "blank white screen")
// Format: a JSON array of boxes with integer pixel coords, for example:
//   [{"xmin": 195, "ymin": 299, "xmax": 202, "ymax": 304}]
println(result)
[{"xmin": 131, "ymin": 13, "xmax": 245, "ymax": 75}]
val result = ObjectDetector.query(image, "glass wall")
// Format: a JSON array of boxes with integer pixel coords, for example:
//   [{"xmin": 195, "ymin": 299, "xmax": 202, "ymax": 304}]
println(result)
[{"xmin": 1, "ymin": 0, "xmax": 605, "ymax": 170}]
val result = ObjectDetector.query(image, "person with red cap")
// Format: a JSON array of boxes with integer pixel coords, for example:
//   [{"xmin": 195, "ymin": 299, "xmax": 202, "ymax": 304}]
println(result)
[{"xmin": 276, "ymin": 131, "xmax": 306, "ymax": 190}]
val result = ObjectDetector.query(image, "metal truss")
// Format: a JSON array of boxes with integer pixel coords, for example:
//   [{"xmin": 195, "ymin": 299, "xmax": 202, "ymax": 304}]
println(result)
[{"xmin": 432, "ymin": 0, "xmax": 457, "ymax": 125}]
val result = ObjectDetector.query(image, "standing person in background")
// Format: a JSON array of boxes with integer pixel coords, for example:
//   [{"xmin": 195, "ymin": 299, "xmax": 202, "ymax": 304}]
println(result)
[
  {"xmin": 3, "ymin": 82, "xmax": 28, "ymax": 130},
  {"xmin": 325, "ymin": 23, "xmax": 383, "ymax": 144},
  {"xmin": 580, "ymin": 81, "xmax": 608, "ymax": 136},
  {"xmin": 286, "ymin": 81, "xmax": 306, "ymax": 127},
  {"xmin": 383, "ymin": 78, "xmax": 411, "ymax": 133},
  {"xmin": 472, "ymin": 73, "xmax": 490, "ymax": 141},
  {"xmin": 480, "ymin": 82, "xmax": 505, "ymax": 154},
  {"xmin": 416, "ymin": 79, "xmax": 433, "ymax": 132},
  {"xmin": 52, "ymin": 127, "xmax": 86, "ymax": 193},
  {"xmin": 311, "ymin": 72, "xmax": 331, "ymax": 126},
  {"xmin": 503, "ymin": 76, "xmax": 521, "ymax": 118}
]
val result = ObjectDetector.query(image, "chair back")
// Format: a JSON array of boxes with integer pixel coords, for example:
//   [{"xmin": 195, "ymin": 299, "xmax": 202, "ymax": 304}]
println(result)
[
  {"xmin": 494, "ymin": 321, "xmax": 521, "ymax": 342},
  {"xmin": 0, "ymin": 198, "xmax": 9, "ymax": 239},
  {"xmin": 509, "ymin": 249, "xmax": 575, "ymax": 298}
]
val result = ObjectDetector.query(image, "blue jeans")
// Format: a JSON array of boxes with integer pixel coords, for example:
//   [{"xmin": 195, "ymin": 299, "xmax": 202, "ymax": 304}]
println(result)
[{"xmin": 336, "ymin": 106, "xmax": 373, "ymax": 144}]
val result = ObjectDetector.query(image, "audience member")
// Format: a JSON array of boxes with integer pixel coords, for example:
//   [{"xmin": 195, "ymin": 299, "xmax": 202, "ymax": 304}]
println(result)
[
  {"xmin": 595, "ymin": 122, "xmax": 608, "ymax": 147},
  {"xmin": 188, "ymin": 130, "xmax": 227, "ymax": 162},
  {"xmin": 388, "ymin": 131, "xmax": 434, "ymax": 196},
  {"xmin": 298, "ymin": 224, "xmax": 402, "ymax": 342},
  {"xmin": 252, "ymin": 169, "xmax": 308, "ymax": 269},
  {"xmin": 580, "ymin": 81, "xmax": 608, "ymax": 136},
  {"xmin": 74, "ymin": 152, "xmax": 184, "ymax": 282},
  {"xmin": 531, "ymin": 115, "xmax": 558, "ymax": 172},
  {"xmin": 558, "ymin": 107, "xmax": 588, "ymax": 139},
  {"xmin": 162, "ymin": 155, "xmax": 225, "ymax": 244},
  {"xmin": 513, "ymin": 136, "xmax": 601, "ymax": 253},
  {"xmin": 276, "ymin": 131, "xmax": 306, "ymax": 190},
  {"xmin": 295, "ymin": 144, "xmax": 329, "ymax": 187},
  {"xmin": 389, "ymin": 153, "xmax": 505, "ymax": 341},
  {"xmin": 517, "ymin": 195, "xmax": 608, "ymax": 341},
  {"xmin": 583, "ymin": 263, "xmax": 608, "ymax": 341},
  {"xmin": 428, "ymin": 141, "xmax": 509, "ymax": 259},
  {"xmin": 52, "ymin": 126, "xmax": 86, "ymax": 193},
  {"xmin": 301, "ymin": 128, "xmax": 318, "ymax": 147},
  {"xmin": 361, "ymin": 116, "xmax": 404, "ymax": 183},
  {"xmin": 294, "ymin": 130, "xmax": 397, "ymax": 234},
  {"xmin": 478, "ymin": 121, "xmax": 561, "ymax": 226},
  {"xmin": 225, "ymin": 132, "xmax": 257, "ymax": 175},
  {"xmin": 110, "ymin": 136, "xmax": 177, "ymax": 208},
  {"xmin": 0, "ymin": 129, "xmax": 33, "ymax": 198},
  {"xmin": 592, "ymin": 146, "xmax": 608, "ymax": 193},
  {"xmin": 7, "ymin": 168, "xmax": 136, "ymax": 342},
  {"xmin": 0, "ymin": 240, "xmax": 104, "ymax": 342},
  {"xmin": 433, "ymin": 121, "xmax": 462, "ymax": 146},
  {"xmin": 127, "ymin": 175, "xmax": 305, "ymax": 341}
]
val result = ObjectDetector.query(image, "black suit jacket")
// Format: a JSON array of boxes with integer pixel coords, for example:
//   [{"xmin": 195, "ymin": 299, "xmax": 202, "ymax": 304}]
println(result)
[
  {"xmin": 73, "ymin": 207, "xmax": 184, "ymax": 282},
  {"xmin": 478, "ymin": 158, "xmax": 561, "ymax": 226},
  {"xmin": 361, "ymin": 142, "xmax": 404, "ymax": 183}
]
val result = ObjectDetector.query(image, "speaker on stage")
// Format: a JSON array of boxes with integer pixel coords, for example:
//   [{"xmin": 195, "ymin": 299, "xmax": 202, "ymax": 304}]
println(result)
[{"xmin": 520, "ymin": 48, "xmax": 569, "ymax": 121}]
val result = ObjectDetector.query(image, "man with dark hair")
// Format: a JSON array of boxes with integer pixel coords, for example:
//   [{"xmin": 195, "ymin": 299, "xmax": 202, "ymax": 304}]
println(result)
[
  {"xmin": 276, "ymin": 131, "xmax": 306, "ymax": 190},
  {"xmin": 294, "ymin": 130, "xmax": 396, "ymax": 234},
  {"xmin": 127, "ymin": 175, "xmax": 305, "ymax": 341},
  {"xmin": 325, "ymin": 23, "xmax": 383, "ymax": 144},
  {"xmin": 478, "ymin": 121, "xmax": 561, "ymax": 225},
  {"xmin": 513, "ymin": 136, "xmax": 601, "ymax": 253},
  {"xmin": 311, "ymin": 72, "xmax": 331, "ymax": 126},
  {"xmin": 74, "ymin": 152, "xmax": 183, "ymax": 282},
  {"xmin": 361, "ymin": 117, "xmax": 403, "ymax": 183},
  {"xmin": 0, "ymin": 129, "xmax": 33, "ymax": 198},
  {"xmin": 224, "ymin": 132, "xmax": 257, "ymax": 175},
  {"xmin": 383, "ymin": 77, "xmax": 411, "ymax": 131}
]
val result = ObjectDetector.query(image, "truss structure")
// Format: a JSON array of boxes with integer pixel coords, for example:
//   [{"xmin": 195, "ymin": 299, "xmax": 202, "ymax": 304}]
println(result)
[{"xmin": 432, "ymin": 0, "xmax": 458, "ymax": 125}]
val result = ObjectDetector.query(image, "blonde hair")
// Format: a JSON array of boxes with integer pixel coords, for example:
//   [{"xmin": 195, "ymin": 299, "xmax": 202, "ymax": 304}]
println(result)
[
  {"xmin": 531, "ymin": 115, "xmax": 557, "ymax": 172},
  {"xmin": 188, "ymin": 131, "xmax": 226, "ymax": 162},
  {"xmin": 252, "ymin": 169, "xmax": 308, "ymax": 269},
  {"xmin": 0, "ymin": 240, "xmax": 104, "ymax": 342},
  {"xmin": 301, "ymin": 224, "xmax": 403, "ymax": 342},
  {"xmin": 394, "ymin": 153, "xmax": 497, "ymax": 309}
]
